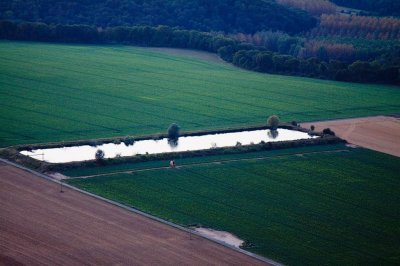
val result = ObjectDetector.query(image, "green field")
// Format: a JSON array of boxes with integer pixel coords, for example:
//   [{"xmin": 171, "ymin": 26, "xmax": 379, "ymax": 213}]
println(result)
[
  {"xmin": 1, "ymin": 41, "xmax": 400, "ymax": 147},
  {"xmin": 62, "ymin": 144, "xmax": 347, "ymax": 177},
  {"xmin": 66, "ymin": 145, "xmax": 400, "ymax": 265}
]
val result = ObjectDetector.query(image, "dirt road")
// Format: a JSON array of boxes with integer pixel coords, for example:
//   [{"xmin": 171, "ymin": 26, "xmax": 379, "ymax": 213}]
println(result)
[
  {"xmin": 303, "ymin": 116, "xmax": 400, "ymax": 157},
  {"xmin": 0, "ymin": 162, "xmax": 270, "ymax": 266}
]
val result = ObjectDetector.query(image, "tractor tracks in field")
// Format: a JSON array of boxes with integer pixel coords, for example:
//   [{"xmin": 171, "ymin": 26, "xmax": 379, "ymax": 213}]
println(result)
[{"xmin": 73, "ymin": 149, "xmax": 349, "ymax": 179}]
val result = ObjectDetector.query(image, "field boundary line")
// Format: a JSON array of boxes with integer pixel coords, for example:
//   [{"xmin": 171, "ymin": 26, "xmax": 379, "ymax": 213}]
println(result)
[
  {"xmin": 76, "ymin": 149, "xmax": 349, "ymax": 179},
  {"xmin": 0, "ymin": 157, "xmax": 283, "ymax": 266},
  {"xmin": 302, "ymin": 114, "xmax": 400, "ymax": 124}
]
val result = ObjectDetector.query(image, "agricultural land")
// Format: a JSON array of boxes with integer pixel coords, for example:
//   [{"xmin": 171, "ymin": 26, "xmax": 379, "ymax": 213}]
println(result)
[
  {"xmin": 66, "ymin": 144, "xmax": 400, "ymax": 265},
  {"xmin": 1, "ymin": 0, "xmax": 400, "ymax": 265},
  {"xmin": 1, "ymin": 41, "xmax": 400, "ymax": 148},
  {"xmin": 303, "ymin": 116, "xmax": 400, "ymax": 157},
  {"xmin": 0, "ymin": 160, "xmax": 268, "ymax": 266}
]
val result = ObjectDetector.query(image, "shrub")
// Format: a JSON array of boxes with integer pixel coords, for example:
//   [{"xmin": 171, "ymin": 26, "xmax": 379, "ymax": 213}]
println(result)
[
  {"xmin": 88, "ymin": 140, "xmax": 103, "ymax": 147},
  {"xmin": 122, "ymin": 136, "xmax": 135, "ymax": 146},
  {"xmin": 167, "ymin": 123, "xmax": 180, "ymax": 140},
  {"xmin": 95, "ymin": 149, "xmax": 105, "ymax": 160},
  {"xmin": 322, "ymin": 128, "xmax": 335, "ymax": 136},
  {"xmin": 267, "ymin": 115, "xmax": 280, "ymax": 130},
  {"xmin": 113, "ymin": 139, "xmax": 122, "ymax": 145}
]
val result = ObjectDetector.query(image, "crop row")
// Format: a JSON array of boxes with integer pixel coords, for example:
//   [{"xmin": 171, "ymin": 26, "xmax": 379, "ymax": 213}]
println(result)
[
  {"xmin": 67, "ymin": 147, "xmax": 400, "ymax": 265},
  {"xmin": 1, "ymin": 42, "xmax": 400, "ymax": 147}
]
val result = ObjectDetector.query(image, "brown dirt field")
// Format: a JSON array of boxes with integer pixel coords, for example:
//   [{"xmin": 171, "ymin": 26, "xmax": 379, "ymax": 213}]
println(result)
[
  {"xmin": 303, "ymin": 116, "xmax": 400, "ymax": 157},
  {"xmin": 0, "ymin": 163, "xmax": 270, "ymax": 266}
]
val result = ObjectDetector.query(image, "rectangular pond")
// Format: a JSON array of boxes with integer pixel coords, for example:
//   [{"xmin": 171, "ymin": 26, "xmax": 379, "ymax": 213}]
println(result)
[{"xmin": 21, "ymin": 129, "xmax": 317, "ymax": 163}]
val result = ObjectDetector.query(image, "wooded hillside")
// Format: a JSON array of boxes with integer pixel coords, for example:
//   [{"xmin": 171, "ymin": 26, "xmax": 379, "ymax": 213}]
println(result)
[
  {"xmin": 331, "ymin": 0, "xmax": 400, "ymax": 17},
  {"xmin": 0, "ymin": 0, "xmax": 316, "ymax": 34},
  {"xmin": 310, "ymin": 14, "xmax": 400, "ymax": 40},
  {"xmin": 276, "ymin": 0, "xmax": 337, "ymax": 16}
]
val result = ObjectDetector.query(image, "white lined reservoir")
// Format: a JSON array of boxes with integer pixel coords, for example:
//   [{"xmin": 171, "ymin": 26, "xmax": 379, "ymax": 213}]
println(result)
[{"xmin": 21, "ymin": 129, "xmax": 317, "ymax": 163}]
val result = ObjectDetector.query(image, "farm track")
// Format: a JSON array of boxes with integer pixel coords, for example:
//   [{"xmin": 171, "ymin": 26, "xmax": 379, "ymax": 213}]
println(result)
[
  {"xmin": 0, "ymin": 160, "xmax": 273, "ymax": 266},
  {"xmin": 74, "ymin": 149, "xmax": 349, "ymax": 179}
]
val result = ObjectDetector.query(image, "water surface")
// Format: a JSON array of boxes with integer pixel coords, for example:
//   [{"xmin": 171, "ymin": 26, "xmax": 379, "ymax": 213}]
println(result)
[{"xmin": 21, "ymin": 129, "xmax": 316, "ymax": 163}]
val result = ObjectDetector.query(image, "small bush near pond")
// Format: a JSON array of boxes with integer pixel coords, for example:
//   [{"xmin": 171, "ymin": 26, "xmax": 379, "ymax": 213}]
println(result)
[
  {"xmin": 95, "ymin": 149, "xmax": 105, "ymax": 160},
  {"xmin": 267, "ymin": 115, "xmax": 280, "ymax": 130},
  {"xmin": 122, "ymin": 136, "xmax": 135, "ymax": 146},
  {"xmin": 322, "ymin": 128, "xmax": 335, "ymax": 136},
  {"xmin": 168, "ymin": 123, "xmax": 180, "ymax": 140}
]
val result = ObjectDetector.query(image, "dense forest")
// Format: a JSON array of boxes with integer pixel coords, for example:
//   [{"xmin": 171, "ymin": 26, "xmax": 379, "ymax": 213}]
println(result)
[
  {"xmin": 310, "ymin": 15, "xmax": 400, "ymax": 40},
  {"xmin": 331, "ymin": 0, "xmax": 400, "ymax": 17},
  {"xmin": 0, "ymin": 0, "xmax": 316, "ymax": 34},
  {"xmin": 277, "ymin": 0, "xmax": 337, "ymax": 16}
]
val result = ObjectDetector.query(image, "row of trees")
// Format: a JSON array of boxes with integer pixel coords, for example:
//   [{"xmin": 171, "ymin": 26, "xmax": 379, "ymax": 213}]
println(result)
[
  {"xmin": 331, "ymin": 0, "xmax": 400, "ymax": 17},
  {"xmin": 0, "ymin": 21, "xmax": 231, "ymax": 52},
  {"xmin": 0, "ymin": 21, "xmax": 398, "ymax": 84},
  {"xmin": 232, "ymin": 49, "xmax": 398, "ymax": 83},
  {"xmin": 310, "ymin": 14, "xmax": 400, "ymax": 40},
  {"xmin": 0, "ymin": 0, "xmax": 316, "ymax": 34},
  {"xmin": 300, "ymin": 41, "xmax": 356, "ymax": 62},
  {"xmin": 231, "ymin": 31, "xmax": 302, "ymax": 56},
  {"xmin": 276, "ymin": 0, "xmax": 337, "ymax": 16},
  {"xmin": 231, "ymin": 30, "xmax": 400, "ymax": 64}
]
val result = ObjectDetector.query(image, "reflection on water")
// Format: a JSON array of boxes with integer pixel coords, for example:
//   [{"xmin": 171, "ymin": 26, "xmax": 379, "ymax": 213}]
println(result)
[
  {"xmin": 168, "ymin": 138, "xmax": 179, "ymax": 148},
  {"xmin": 21, "ymin": 129, "xmax": 316, "ymax": 163},
  {"xmin": 267, "ymin": 129, "xmax": 279, "ymax": 139}
]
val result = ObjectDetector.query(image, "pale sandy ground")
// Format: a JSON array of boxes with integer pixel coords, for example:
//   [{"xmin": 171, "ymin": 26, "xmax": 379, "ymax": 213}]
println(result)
[
  {"xmin": 194, "ymin": 228, "xmax": 244, "ymax": 248},
  {"xmin": 47, "ymin": 172, "xmax": 70, "ymax": 180},
  {"xmin": 303, "ymin": 116, "xmax": 400, "ymax": 157}
]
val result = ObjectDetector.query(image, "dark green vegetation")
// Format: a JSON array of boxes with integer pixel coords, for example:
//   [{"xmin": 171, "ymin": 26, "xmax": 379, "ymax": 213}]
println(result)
[
  {"xmin": 1, "ymin": 41, "xmax": 400, "ymax": 147},
  {"xmin": 267, "ymin": 115, "xmax": 280, "ymax": 130},
  {"xmin": 167, "ymin": 123, "xmax": 180, "ymax": 140},
  {"xmin": 331, "ymin": 0, "xmax": 400, "ymax": 16},
  {"xmin": 62, "ymin": 144, "xmax": 346, "ymax": 177},
  {"xmin": 0, "ymin": 0, "xmax": 315, "ymax": 34},
  {"xmin": 66, "ymin": 145, "xmax": 400, "ymax": 265}
]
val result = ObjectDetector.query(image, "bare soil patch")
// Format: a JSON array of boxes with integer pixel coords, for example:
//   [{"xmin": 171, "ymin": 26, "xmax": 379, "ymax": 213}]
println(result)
[
  {"xmin": 0, "ymin": 164, "xmax": 269, "ymax": 266},
  {"xmin": 46, "ymin": 172, "xmax": 70, "ymax": 180},
  {"xmin": 194, "ymin": 228, "xmax": 244, "ymax": 248},
  {"xmin": 303, "ymin": 116, "xmax": 400, "ymax": 157}
]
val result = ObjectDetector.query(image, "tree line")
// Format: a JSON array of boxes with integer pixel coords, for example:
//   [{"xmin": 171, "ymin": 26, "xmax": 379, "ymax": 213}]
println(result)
[
  {"xmin": 232, "ymin": 49, "xmax": 398, "ymax": 84},
  {"xmin": 231, "ymin": 30, "xmax": 400, "ymax": 64},
  {"xmin": 331, "ymin": 0, "xmax": 400, "ymax": 17},
  {"xmin": 276, "ymin": 0, "xmax": 337, "ymax": 16},
  {"xmin": 0, "ymin": 0, "xmax": 316, "ymax": 34},
  {"xmin": 310, "ymin": 14, "xmax": 400, "ymax": 40},
  {"xmin": 0, "ymin": 20, "xmax": 398, "ymax": 85}
]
